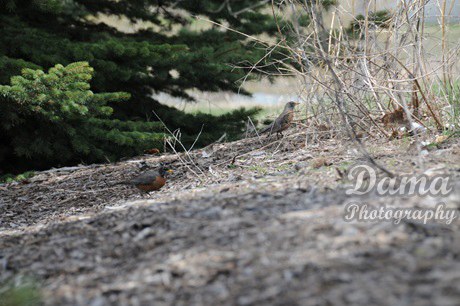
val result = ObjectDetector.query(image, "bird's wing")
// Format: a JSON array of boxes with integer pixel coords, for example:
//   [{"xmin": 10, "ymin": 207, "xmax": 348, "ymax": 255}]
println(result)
[
  {"xmin": 123, "ymin": 170, "xmax": 160, "ymax": 185},
  {"xmin": 268, "ymin": 111, "xmax": 291, "ymax": 131},
  {"xmin": 274, "ymin": 111, "xmax": 291, "ymax": 126}
]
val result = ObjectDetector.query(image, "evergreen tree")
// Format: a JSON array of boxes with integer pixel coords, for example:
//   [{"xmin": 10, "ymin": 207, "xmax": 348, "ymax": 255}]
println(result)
[
  {"xmin": 0, "ymin": 62, "xmax": 164, "ymax": 173},
  {"xmin": 0, "ymin": 0, "xmax": 330, "ymax": 173}
]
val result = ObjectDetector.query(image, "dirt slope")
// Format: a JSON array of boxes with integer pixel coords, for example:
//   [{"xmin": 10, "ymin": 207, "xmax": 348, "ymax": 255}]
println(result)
[{"xmin": 2, "ymin": 132, "xmax": 460, "ymax": 305}]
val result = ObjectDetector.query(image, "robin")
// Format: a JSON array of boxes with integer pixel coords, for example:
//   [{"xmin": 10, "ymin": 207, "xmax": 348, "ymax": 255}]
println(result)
[
  {"xmin": 259, "ymin": 101, "xmax": 299, "ymax": 137},
  {"xmin": 116, "ymin": 166, "xmax": 174, "ymax": 192}
]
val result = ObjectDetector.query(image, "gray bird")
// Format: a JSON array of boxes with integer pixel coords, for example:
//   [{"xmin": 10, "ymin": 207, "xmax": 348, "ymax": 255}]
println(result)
[{"xmin": 259, "ymin": 101, "xmax": 299, "ymax": 137}]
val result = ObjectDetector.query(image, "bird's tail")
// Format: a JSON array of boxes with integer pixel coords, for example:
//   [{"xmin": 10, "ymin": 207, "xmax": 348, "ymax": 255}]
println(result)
[
  {"xmin": 108, "ymin": 180, "xmax": 134, "ymax": 187},
  {"xmin": 259, "ymin": 124, "xmax": 274, "ymax": 134}
]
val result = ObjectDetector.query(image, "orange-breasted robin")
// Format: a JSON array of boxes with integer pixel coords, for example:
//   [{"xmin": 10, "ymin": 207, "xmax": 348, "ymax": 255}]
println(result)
[
  {"xmin": 116, "ymin": 166, "xmax": 173, "ymax": 192},
  {"xmin": 259, "ymin": 101, "xmax": 299, "ymax": 137}
]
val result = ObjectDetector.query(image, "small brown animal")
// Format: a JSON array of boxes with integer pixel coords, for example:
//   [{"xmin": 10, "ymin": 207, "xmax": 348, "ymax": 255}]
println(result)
[
  {"xmin": 382, "ymin": 107, "xmax": 408, "ymax": 128},
  {"xmin": 144, "ymin": 148, "xmax": 161, "ymax": 155},
  {"xmin": 117, "ymin": 166, "xmax": 173, "ymax": 192},
  {"xmin": 259, "ymin": 101, "xmax": 299, "ymax": 137}
]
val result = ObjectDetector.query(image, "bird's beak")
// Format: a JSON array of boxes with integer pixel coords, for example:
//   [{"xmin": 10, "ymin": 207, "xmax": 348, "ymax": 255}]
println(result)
[
  {"xmin": 294, "ymin": 102, "xmax": 300, "ymax": 105},
  {"xmin": 166, "ymin": 169, "xmax": 174, "ymax": 173}
]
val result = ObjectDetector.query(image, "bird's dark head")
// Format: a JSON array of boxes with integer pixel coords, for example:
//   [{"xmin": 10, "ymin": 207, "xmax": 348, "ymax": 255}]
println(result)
[
  {"xmin": 285, "ymin": 101, "xmax": 300, "ymax": 110},
  {"xmin": 159, "ymin": 166, "xmax": 174, "ymax": 177}
]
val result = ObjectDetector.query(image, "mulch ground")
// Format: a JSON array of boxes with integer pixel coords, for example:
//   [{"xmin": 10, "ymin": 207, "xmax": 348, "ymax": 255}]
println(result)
[{"xmin": 2, "ymin": 128, "xmax": 460, "ymax": 305}]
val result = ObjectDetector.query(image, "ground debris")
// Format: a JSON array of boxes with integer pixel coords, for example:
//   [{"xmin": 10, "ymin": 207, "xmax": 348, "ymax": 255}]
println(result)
[{"xmin": 2, "ymin": 131, "xmax": 460, "ymax": 305}]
